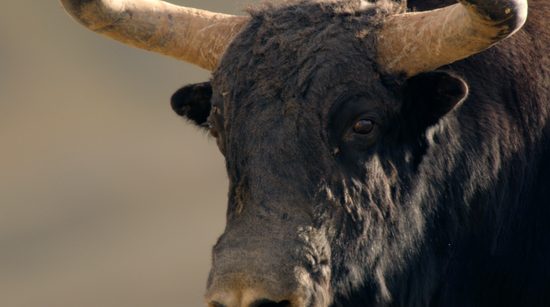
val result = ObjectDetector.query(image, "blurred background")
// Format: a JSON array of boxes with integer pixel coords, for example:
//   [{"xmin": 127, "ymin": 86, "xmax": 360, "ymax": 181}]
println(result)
[{"xmin": 0, "ymin": 1, "xmax": 260, "ymax": 306}]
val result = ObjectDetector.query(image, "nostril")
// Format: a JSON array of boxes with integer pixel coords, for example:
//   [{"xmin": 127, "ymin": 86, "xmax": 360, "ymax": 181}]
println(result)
[
  {"xmin": 209, "ymin": 301, "xmax": 226, "ymax": 307},
  {"xmin": 250, "ymin": 299, "xmax": 291, "ymax": 307}
]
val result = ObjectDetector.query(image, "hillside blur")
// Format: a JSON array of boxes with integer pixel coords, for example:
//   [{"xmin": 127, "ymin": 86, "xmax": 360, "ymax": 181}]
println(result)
[{"xmin": 0, "ymin": 1, "xmax": 259, "ymax": 306}]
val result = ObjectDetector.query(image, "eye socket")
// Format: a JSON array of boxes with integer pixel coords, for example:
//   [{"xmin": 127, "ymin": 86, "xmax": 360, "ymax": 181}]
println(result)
[{"xmin": 352, "ymin": 119, "xmax": 374, "ymax": 135}]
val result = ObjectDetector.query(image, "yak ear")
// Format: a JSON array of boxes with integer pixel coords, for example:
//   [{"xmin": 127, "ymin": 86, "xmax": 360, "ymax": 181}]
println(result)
[
  {"xmin": 171, "ymin": 82, "xmax": 212, "ymax": 126},
  {"xmin": 404, "ymin": 71, "xmax": 468, "ymax": 128}
]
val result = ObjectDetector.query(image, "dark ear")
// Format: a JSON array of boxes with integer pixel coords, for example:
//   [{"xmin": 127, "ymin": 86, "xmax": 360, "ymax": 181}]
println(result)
[
  {"xmin": 171, "ymin": 82, "xmax": 212, "ymax": 126},
  {"xmin": 404, "ymin": 71, "xmax": 468, "ymax": 128}
]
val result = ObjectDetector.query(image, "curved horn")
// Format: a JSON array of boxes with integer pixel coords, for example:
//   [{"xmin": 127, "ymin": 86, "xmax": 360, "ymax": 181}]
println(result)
[
  {"xmin": 376, "ymin": 0, "xmax": 528, "ymax": 77},
  {"xmin": 59, "ymin": 0, "xmax": 249, "ymax": 71}
]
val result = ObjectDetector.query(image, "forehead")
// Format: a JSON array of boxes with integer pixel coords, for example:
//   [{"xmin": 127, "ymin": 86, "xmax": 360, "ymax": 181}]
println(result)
[{"xmin": 211, "ymin": 0, "xmax": 388, "ymax": 115}]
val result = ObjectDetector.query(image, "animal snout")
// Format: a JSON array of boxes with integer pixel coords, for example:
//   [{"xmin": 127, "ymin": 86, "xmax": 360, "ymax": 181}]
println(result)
[
  {"xmin": 209, "ymin": 297, "xmax": 291, "ymax": 307},
  {"xmin": 251, "ymin": 299, "xmax": 291, "ymax": 307},
  {"xmin": 205, "ymin": 269, "xmax": 312, "ymax": 307},
  {"xmin": 206, "ymin": 224, "xmax": 331, "ymax": 307},
  {"xmin": 247, "ymin": 299, "xmax": 291, "ymax": 307},
  {"xmin": 205, "ymin": 250, "xmax": 330, "ymax": 307}
]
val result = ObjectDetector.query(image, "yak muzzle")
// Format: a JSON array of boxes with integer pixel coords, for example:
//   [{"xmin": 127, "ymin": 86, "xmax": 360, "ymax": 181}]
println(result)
[{"xmin": 205, "ymin": 228, "xmax": 332, "ymax": 307}]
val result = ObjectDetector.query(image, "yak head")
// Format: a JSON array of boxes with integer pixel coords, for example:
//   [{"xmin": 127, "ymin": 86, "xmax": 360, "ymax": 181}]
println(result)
[
  {"xmin": 61, "ymin": 0, "xmax": 527, "ymax": 306},
  {"xmin": 171, "ymin": 1, "xmax": 493, "ymax": 306}
]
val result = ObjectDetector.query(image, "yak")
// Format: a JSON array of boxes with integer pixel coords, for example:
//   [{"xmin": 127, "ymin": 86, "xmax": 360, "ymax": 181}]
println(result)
[{"xmin": 60, "ymin": 0, "xmax": 550, "ymax": 306}]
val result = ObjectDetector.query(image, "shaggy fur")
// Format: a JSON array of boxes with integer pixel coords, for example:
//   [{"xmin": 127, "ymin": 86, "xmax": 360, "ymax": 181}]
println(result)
[{"xmin": 171, "ymin": 0, "xmax": 550, "ymax": 306}]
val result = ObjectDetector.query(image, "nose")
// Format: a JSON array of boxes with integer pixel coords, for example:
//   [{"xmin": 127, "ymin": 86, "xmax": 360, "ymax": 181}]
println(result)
[
  {"xmin": 210, "ymin": 300, "xmax": 290, "ymax": 307},
  {"xmin": 204, "ymin": 216, "xmax": 331, "ymax": 307},
  {"xmin": 208, "ymin": 292, "xmax": 293, "ymax": 307},
  {"xmin": 204, "ymin": 243, "xmax": 331, "ymax": 307},
  {"xmin": 210, "ymin": 299, "xmax": 289, "ymax": 307},
  {"xmin": 248, "ymin": 299, "xmax": 291, "ymax": 307},
  {"xmin": 205, "ymin": 267, "xmax": 310, "ymax": 307}
]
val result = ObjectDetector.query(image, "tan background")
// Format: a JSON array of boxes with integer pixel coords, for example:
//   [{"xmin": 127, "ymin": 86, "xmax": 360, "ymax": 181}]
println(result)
[{"xmin": 0, "ymin": 1, "xmax": 260, "ymax": 306}]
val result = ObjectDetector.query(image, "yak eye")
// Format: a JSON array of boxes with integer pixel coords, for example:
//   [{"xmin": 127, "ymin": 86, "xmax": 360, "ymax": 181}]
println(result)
[
  {"xmin": 207, "ymin": 123, "xmax": 219, "ymax": 138},
  {"xmin": 353, "ymin": 119, "xmax": 374, "ymax": 135}
]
